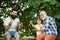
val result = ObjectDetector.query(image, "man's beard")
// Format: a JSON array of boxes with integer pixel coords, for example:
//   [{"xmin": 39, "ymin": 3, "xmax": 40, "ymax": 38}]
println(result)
[{"xmin": 11, "ymin": 15, "xmax": 17, "ymax": 19}]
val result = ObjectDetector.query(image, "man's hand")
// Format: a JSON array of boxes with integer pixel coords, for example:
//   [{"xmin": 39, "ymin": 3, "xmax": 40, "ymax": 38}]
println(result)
[
  {"xmin": 5, "ymin": 19, "xmax": 13, "ymax": 32},
  {"xmin": 9, "ymin": 19, "xmax": 13, "ymax": 26}
]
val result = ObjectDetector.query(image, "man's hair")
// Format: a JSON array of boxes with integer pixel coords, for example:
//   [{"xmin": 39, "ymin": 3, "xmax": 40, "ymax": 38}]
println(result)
[
  {"xmin": 39, "ymin": 10, "xmax": 45, "ymax": 13},
  {"xmin": 12, "ymin": 8, "xmax": 18, "ymax": 12}
]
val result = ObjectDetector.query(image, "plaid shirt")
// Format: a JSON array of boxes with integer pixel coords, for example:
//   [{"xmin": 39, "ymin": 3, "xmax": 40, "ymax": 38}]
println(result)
[{"xmin": 43, "ymin": 16, "xmax": 57, "ymax": 35}]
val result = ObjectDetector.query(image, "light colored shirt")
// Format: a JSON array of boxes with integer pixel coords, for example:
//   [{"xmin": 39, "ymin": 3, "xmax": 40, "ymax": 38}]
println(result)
[
  {"xmin": 4, "ymin": 17, "xmax": 20, "ymax": 31},
  {"xmin": 35, "ymin": 24, "xmax": 43, "ymax": 35}
]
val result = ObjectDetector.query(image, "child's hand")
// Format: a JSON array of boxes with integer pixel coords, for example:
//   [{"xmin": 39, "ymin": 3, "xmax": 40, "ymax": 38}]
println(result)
[
  {"xmin": 30, "ymin": 20, "xmax": 35, "ymax": 28},
  {"xmin": 30, "ymin": 20, "xmax": 32, "ymax": 24}
]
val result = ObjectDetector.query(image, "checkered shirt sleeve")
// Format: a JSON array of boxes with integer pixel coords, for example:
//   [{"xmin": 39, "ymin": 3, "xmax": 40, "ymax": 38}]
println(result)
[{"xmin": 43, "ymin": 16, "xmax": 57, "ymax": 35}]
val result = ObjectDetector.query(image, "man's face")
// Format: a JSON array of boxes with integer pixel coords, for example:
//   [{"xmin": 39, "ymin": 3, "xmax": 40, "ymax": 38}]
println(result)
[
  {"xmin": 10, "ymin": 11, "xmax": 17, "ymax": 19},
  {"xmin": 39, "ymin": 11, "xmax": 45, "ymax": 19},
  {"xmin": 11, "ymin": 11, "xmax": 17, "ymax": 16}
]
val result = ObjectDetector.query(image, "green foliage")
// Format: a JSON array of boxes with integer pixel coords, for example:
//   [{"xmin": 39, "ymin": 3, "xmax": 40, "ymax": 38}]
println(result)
[
  {"xmin": 0, "ymin": 19, "xmax": 4, "ymax": 37},
  {"xmin": 0, "ymin": 0, "xmax": 60, "ymax": 37}
]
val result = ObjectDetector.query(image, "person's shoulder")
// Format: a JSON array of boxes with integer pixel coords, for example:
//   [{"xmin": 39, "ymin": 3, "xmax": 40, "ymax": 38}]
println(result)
[
  {"xmin": 35, "ymin": 24, "xmax": 38, "ymax": 26},
  {"xmin": 15, "ymin": 18, "xmax": 20, "ymax": 21},
  {"xmin": 47, "ymin": 16, "xmax": 54, "ymax": 20},
  {"xmin": 16, "ymin": 18, "xmax": 19, "ymax": 20},
  {"xmin": 34, "ymin": 24, "xmax": 38, "ymax": 27},
  {"xmin": 40, "ymin": 24, "xmax": 43, "ymax": 27},
  {"xmin": 5, "ymin": 16, "xmax": 10, "ymax": 20},
  {"xmin": 4, "ymin": 16, "xmax": 10, "ymax": 22}
]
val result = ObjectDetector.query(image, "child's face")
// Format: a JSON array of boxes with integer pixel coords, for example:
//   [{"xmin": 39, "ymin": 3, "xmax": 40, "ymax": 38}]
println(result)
[{"xmin": 37, "ymin": 19, "xmax": 41, "ymax": 24}]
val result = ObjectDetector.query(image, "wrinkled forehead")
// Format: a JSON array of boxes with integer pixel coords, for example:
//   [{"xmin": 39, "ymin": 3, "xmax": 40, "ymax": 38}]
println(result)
[
  {"xmin": 40, "ymin": 11, "xmax": 46, "ymax": 15},
  {"xmin": 11, "ymin": 11, "xmax": 17, "ymax": 14},
  {"xmin": 13, "ymin": 11, "xmax": 17, "ymax": 13},
  {"xmin": 40, "ymin": 11, "xmax": 46, "ymax": 14}
]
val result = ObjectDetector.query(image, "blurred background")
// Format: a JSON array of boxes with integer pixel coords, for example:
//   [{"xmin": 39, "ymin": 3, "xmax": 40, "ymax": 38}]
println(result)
[{"xmin": 0, "ymin": 0, "xmax": 60, "ymax": 40}]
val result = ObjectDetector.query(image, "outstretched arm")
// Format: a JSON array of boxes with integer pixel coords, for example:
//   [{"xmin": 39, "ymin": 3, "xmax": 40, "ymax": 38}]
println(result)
[{"xmin": 30, "ymin": 21, "xmax": 36, "ymax": 29}]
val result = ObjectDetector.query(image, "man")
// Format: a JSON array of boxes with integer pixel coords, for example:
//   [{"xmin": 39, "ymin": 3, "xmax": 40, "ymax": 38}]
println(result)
[
  {"xmin": 4, "ymin": 8, "xmax": 20, "ymax": 40},
  {"xmin": 39, "ymin": 11, "xmax": 57, "ymax": 40}
]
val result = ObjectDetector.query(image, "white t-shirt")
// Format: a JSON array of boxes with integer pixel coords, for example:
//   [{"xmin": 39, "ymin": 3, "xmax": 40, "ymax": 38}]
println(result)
[
  {"xmin": 35, "ymin": 24, "xmax": 43, "ymax": 35},
  {"xmin": 4, "ymin": 17, "xmax": 20, "ymax": 31}
]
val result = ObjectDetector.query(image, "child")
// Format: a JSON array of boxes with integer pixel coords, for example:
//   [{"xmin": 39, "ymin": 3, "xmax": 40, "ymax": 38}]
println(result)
[{"xmin": 30, "ymin": 17, "xmax": 45, "ymax": 40}]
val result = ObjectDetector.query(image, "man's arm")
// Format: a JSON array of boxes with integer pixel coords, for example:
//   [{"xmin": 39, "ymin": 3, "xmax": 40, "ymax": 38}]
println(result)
[
  {"xmin": 4, "ymin": 23, "xmax": 11, "ymax": 31},
  {"xmin": 50, "ymin": 18, "xmax": 57, "ymax": 30},
  {"xmin": 16, "ymin": 20, "xmax": 20, "ymax": 32},
  {"xmin": 4, "ymin": 19, "xmax": 13, "ymax": 32},
  {"xmin": 43, "ymin": 18, "xmax": 50, "ymax": 30}
]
